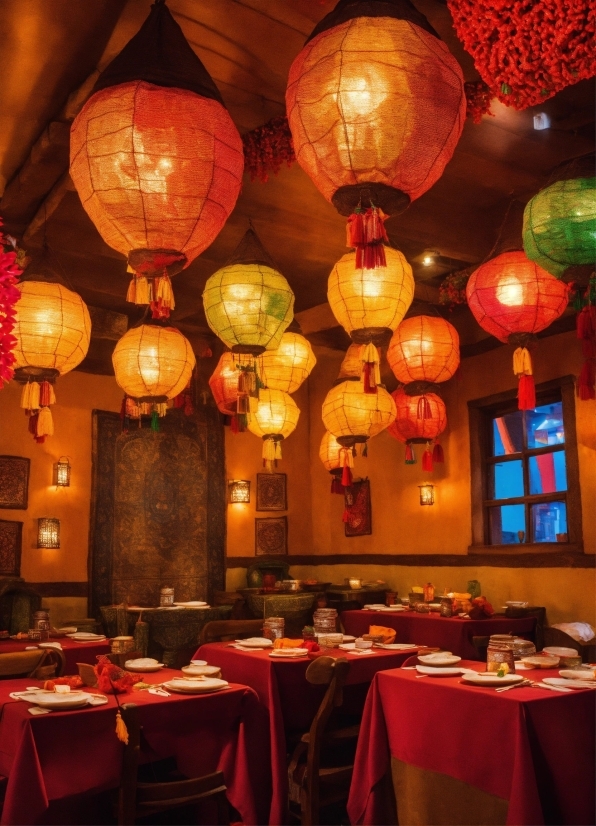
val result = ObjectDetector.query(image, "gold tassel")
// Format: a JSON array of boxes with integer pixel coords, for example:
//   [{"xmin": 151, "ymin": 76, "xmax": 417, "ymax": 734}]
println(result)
[
  {"xmin": 20, "ymin": 383, "xmax": 32, "ymax": 410},
  {"xmin": 156, "ymin": 402, "xmax": 168, "ymax": 417},
  {"xmin": 339, "ymin": 447, "xmax": 354, "ymax": 471},
  {"xmin": 156, "ymin": 274, "xmax": 175, "ymax": 312},
  {"xmin": 47, "ymin": 384, "xmax": 56, "ymax": 405},
  {"xmin": 127, "ymin": 276, "xmax": 151, "ymax": 305},
  {"xmin": 275, "ymin": 440, "xmax": 282, "ymax": 462},
  {"xmin": 36, "ymin": 406, "xmax": 54, "ymax": 437},
  {"xmin": 26, "ymin": 382, "xmax": 41, "ymax": 411},
  {"xmin": 263, "ymin": 438, "xmax": 277, "ymax": 472},
  {"xmin": 115, "ymin": 709, "xmax": 129, "ymax": 744},
  {"xmin": 513, "ymin": 347, "xmax": 532, "ymax": 376},
  {"xmin": 360, "ymin": 343, "xmax": 381, "ymax": 389}
]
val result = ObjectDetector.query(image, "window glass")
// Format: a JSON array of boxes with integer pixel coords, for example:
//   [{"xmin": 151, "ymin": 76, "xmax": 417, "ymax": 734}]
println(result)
[
  {"xmin": 526, "ymin": 402, "xmax": 564, "ymax": 449},
  {"xmin": 489, "ymin": 504, "xmax": 526, "ymax": 544},
  {"xmin": 531, "ymin": 501, "xmax": 567, "ymax": 543},
  {"xmin": 490, "ymin": 460, "xmax": 524, "ymax": 499},
  {"xmin": 492, "ymin": 411, "xmax": 523, "ymax": 456},
  {"xmin": 529, "ymin": 451, "xmax": 567, "ymax": 495}
]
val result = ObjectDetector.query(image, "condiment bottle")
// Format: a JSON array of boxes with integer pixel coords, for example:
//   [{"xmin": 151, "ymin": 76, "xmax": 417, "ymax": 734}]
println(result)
[{"xmin": 423, "ymin": 582, "xmax": 435, "ymax": 603}]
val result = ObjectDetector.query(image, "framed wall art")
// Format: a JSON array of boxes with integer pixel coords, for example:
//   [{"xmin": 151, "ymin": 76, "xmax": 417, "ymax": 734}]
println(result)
[
  {"xmin": 256, "ymin": 472, "xmax": 287, "ymax": 511},
  {"xmin": 255, "ymin": 516, "xmax": 288, "ymax": 556},
  {"xmin": 0, "ymin": 519, "xmax": 23, "ymax": 576},
  {"xmin": 344, "ymin": 479, "xmax": 372, "ymax": 537},
  {"xmin": 0, "ymin": 456, "xmax": 30, "ymax": 510}
]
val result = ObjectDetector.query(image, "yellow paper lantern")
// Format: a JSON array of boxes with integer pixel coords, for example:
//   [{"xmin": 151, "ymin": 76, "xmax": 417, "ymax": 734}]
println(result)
[
  {"xmin": 319, "ymin": 430, "xmax": 344, "ymax": 472},
  {"xmin": 247, "ymin": 388, "xmax": 300, "ymax": 470},
  {"xmin": 112, "ymin": 324, "xmax": 195, "ymax": 403},
  {"xmin": 322, "ymin": 379, "xmax": 396, "ymax": 447},
  {"xmin": 387, "ymin": 315, "xmax": 460, "ymax": 385},
  {"xmin": 328, "ymin": 248, "xmax": 414, "ymax": 345},
  {"xmin": 337, "ymin": 343, "xmax": 363, "ymax": 379},
  {"xmin": 320, "ymin": 430, "xmax": 353, "ymax": 493},
  {"xmin": 203, "ymin": 229, "xmax": 294, "ymax": 356},
  {"xmin": 257, "ymin": 332, "xmax": 316, "ymax": 393}
]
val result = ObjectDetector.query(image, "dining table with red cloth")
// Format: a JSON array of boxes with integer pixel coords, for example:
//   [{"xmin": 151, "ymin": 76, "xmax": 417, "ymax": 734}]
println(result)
[
  {"xmin": 347, "ymin": 662, "xmax": 595, "ymax": 826},
  {"xmin": 0, "ymin": 638, "xmax": 111, "ymax": 674},
  {"xmin": 0, "ymin": 668, "xmax": 269, "ymax": 826},
  {"xmin": 341, "ymin": 610, "xmax": 537, "ymax": 660},
  {"xmin": 194, "ymin": 641, "xmax": 422, "ymax": 825}
]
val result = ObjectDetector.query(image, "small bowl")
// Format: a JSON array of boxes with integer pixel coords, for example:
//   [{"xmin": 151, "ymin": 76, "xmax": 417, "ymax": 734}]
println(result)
[
  {"xmin": 521, "ymin": 655, "xmax": 559, "ymax": 669},
  {"xmin": 355, "ymin": 638, "xmax": 373, "ymax": 650}
]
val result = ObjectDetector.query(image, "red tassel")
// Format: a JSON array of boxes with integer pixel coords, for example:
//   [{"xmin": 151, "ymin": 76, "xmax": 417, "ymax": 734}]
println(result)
[
  {"xmin": 331, "ymin": 476, "xmax": 344, "ymax": 495},
  {"xmin": 417, "ymin": 395, "xmax": 431, "ymax": 419},
  {"xmin": 578, "ymin": 358, "xmax": 596, "ymax": 401},
  {"xmin": 28, "ymin": 413, "xmax": 38, "ymax": 436},
  {"xmin": 422, "ymin": 446, "xmax": 433, "ymax": 472},
  {"xmin": 432, "ymin": 442, "xmax": 444, "ymax": 463},
  {"xmin": 347, "ymin": 208, "xmax": 388, "ymax": 270},
  {"xmin": 39, "ymin": 381, "xmax": 52, "ymax": 407},
  {"xmin": 230, "ymin": 414, "xmax": 240, "ymax": 434},
  {"xmin": 362, "ymin": 363, "xmax": 376, "ymax": 394},
  {"xmin": 581, "ymin": 337, "xmax": 595, "ymax": 359},
  {"xmin": 577, "ymin": 305, "xmax": 595, "ymax": 340},
  {"xmin": 347, "ymin": 211, "xmax": 365, "ymax": 247},
  {"xmin": 405, "ymin": 444, "xmax": 416, "ymax": 464},
  {"xmin": 341, "ymin": 464, "xmax": 353, "ymax": 488},
  {"xmin": 518, "ymin": 374, "xmax": 536, "ymax": 410},
  {"xmin": 342, "ymin": 507, "xmax": 350, "ymax": 523}
]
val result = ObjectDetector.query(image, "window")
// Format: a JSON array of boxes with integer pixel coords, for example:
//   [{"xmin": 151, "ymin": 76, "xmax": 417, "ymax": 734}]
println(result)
[{"xmin": 468, "ymin": 377, "xmax": 583, "ymax": 552}]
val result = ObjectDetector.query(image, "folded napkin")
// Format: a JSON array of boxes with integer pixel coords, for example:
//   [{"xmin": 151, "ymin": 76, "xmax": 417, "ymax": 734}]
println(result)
[
  {"xmin": 366, "ymin": 626, "xmax": 396, "ymax": 644},
  {"xmin": 273, "ymin": 638, "xmax": 319, "ymax": 653}
]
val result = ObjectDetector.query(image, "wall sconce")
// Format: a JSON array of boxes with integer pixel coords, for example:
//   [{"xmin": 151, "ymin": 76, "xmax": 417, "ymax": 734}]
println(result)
[
  {"xmin": 37, "ymin": 518, "xmax": 60, "ymax": 548},
  {"xmin": 228, "ymin": 480, "xmax": 250, "ymax": 504},
  {"xmin": 53, "ymin": 456, "xmax": 71, "ymax": 487},
  {"xmin": 418, "ymin": 484, "xmax": 435, "ymax": 506}
]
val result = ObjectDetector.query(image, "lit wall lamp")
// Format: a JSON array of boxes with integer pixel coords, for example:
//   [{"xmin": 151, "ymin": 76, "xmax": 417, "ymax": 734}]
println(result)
[
  {"xmin": 418, "ymin": 484, "xmax": 435, "ymax": 506},
  {"xmin": 421, "ymin": 249, "xmax": 440, "ymax": 267},
  {"xmin": 37, "ymin": 517, "xmax": 60, "ymax": 548},
  {"xmin": 54, "ymin": 456, "xmax": 71, "ymax": 487},
  {"xmin": 228, "ymin": 479, "xmax": 250, "ymax": 504}
]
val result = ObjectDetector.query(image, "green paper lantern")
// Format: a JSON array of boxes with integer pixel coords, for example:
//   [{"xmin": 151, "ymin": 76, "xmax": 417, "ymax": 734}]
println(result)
[{"xmin": 523, "ymin": 177, "xmax": 596, "ymax": 279}]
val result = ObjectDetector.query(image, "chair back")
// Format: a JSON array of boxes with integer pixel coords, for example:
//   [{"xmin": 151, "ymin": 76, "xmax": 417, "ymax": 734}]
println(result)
[
  {"xmin": 199, "ymin": 619, "xmax": 263, "ymax": 644},
  {"xmin": 0, "ymin": 648, "xmax": 64, "ymax": 679},
  {"xmin": 304, "ymin": 656, "xmax": 351, "ymax": 774}
]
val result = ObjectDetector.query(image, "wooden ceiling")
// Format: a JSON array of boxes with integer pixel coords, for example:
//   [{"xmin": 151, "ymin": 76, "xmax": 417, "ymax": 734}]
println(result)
[{"xmin": 0, "ymin": 0, "xmax": 593, "ymax": 372}]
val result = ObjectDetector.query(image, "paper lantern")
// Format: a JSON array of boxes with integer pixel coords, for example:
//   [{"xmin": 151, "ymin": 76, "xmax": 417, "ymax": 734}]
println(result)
[
  {"xmin": 523, "ymin": 177, "xmax": 596, "ymax": 280},
  {"xmin": 203, "ymin": 229, "xmax": 294, "ymax": 356},
  {"xmin": 466, "ymin": 251, "xmax": 569, "ymax": 409},
  {"xmin": 319, "ymin": 430, "xmax": 353, "ymax": 493},
  {"xmin": 208, "ymin": 352, "xmax": 254, "ymax": 415},
  {"xmin": 387, "ymin": 315, "xmax": 460, "ymax": 385},
  {"xmin": 286, "ymin": 0, "xmax": 465, "ymax": 218},
  {"xmin": 70, "ymin": 2, "xmax": 243, "ymax": 317},
  {"xmin": 322, "ymin": 379, "xmax": 396, "ymax": 447},
  {"xmin": 388, "ymin": 388, "xmax": 446, "ymax": 468},
  {"xmin": 257, "ymin": 332, "xmax": 316, "ymax": 393},
  {"xmin": 13, "ymin": 281, "xmax": 91, "ymax": 443},
  {"xmin": 112, "ymin": 324, "xmax": 195, "ymax": 427},
  {"xmin": 247, "ymin": 388, "xmax": 300, "ymax": 471}
]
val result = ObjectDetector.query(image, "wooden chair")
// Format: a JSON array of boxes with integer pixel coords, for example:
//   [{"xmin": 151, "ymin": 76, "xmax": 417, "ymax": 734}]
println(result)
[
  {"xmin": 287, "ymin": 656, "xmax": 359, "ymax": 826},
  {"xmin": 0, "ymin": 647, "xmax": 65, "ymax": 680},
  {"xmin": 117, "ymin": 703, "xmax": 229, "ymax": 825},
  {"xmin": 199, "ymin": 619, "xmax": 264, "ymax": 645}
]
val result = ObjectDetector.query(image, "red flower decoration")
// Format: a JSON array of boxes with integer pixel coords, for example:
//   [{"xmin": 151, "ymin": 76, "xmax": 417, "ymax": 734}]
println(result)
[
  {"xmin": 0, "ymin": 218, "xmax": 21, "ymax": 388},
  {"xmin": 242, "ymin": 115, "xmax": 296, "ymax": 183}
]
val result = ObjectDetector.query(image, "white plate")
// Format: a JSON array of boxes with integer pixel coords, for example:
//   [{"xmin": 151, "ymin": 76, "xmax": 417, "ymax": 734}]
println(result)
[
  {"xmin": 235, "ymin": 637, "xmax": 273, "ymax": 649},
  {"xmin": 559, "ymin": 669, "xmax": 596, "ymax": 680},
  {"xmin": 72, "ymin": 637, "xmax": 107, "ymax": 643},
  {"xmin": 505, "ymin": 601, "xmax": 529, "ymax": 608},
  {"xmin": 374, "ymin": 606, "xmax": 406, "ymax": 612},
  {"xmin": 181, "ymin": 665, "xmax": 221, "ymax": 677},
  {"xmin": 269, "ymin": 649, "xmax": 308, "ymax": 658},
  {"xmin": 543, "ymin": 677, "xmax": 596, "ymax": 690},
  {"xmin": 164, "ymin": 678, "xmax": 228, "ymax": 694},
  {"xmin": 461, "ymin": 672, "xmax": 524, "ymax": 687},
  {"xmin": 416, "ymin": 665, "xmax": 470, "ymax": 677},
  {"xmin": 342, "ymin": 635, "xmax": 356, "ymax": 642},
  {"xmin": 27, "ymin": 691, "xmax": 95, "ymax": 709},
  {"xmin": 363, "ymin": 604, "xmax": 386, "ymax": 610},
  {"xmin": 339, "ymin": 643, "xmax": 356, "ymax": 650},
  {"xmin": 66, "ymin": 633, "xmax": 106, "ymax": 640},
  {"xmin": 190, "ymin": 659, "xmax": 207, "ymax": 666},
  {"xmin": 39, "ymin": 642, "xmax": 63, "ymax": 650},
  {"xmin": 377, "ymin": 643, "xmax": 418, "ymax": 651},
  {"xmin": 173, "ymin": 601, "xmax": 208, "ymax": 608},
  {"xmin": 125, "ymin": 659, "xmax": 164, "ymax": 672},
  {"xmin": 58, "ymin": 627, "xmax": 77, "ymax": 634},
  {"xmin": 418, "ymin": 653, "xmax": 461, "ymax": 666}
]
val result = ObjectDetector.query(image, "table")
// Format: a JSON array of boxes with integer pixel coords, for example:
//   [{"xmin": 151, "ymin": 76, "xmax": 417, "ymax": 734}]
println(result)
[
  {"xmin": 0, "ymin": 638, "xmax": 111, "ymax": 674},
  {"xmin": 195, "ymin": 641, "xmax": 421, "ymax": 824},
  {"xmin": 347, "ymin": 663, "xmax": 595, "ymax": 826},
  {"xmin": 0, "ymin": 668, "xmax": 269, "ymax": 825},
  {"xmin": 342, "ymin": 610, "xmax": 537, "ymax": 660}
]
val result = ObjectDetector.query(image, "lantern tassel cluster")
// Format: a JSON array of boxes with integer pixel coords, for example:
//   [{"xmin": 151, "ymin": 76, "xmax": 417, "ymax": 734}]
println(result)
[
  {"xmin": 360, "ymin": 342, "xmax": 381, "ymax": 394},
  {"xmin": 20, "ymin": 380, "xmax": 56, "ymax": 442},
  {"xmin": 126, "ymin": 272, "xmax": 176, "ymax": 319},
  {"xmin": 346, "ymin": 207, "xmax": 389, "ymax": 270},
  {"xmin": 512, "ymin": 345, "xmax": 536, "ymax": 410}
]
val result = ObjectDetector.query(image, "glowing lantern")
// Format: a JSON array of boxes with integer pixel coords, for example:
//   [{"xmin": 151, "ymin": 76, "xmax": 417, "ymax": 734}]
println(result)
[
  {"xmin": 466, "ymin": 251, "xmax": 569, "ymax": 409},
  {"xmin": 257, "ymin": 331, "xmax": 316, "ymax": 393},
  {"xmin": 209, "ymin": 352, "xmax": 253, "ymax": 415},
  {"xmin": 286, "ymin": 0, "xmax": 465, "ymax": 220},
  {"xmin": 112, "ymin": 323, "xmax": 195, "ymax": 428},
  {"xmin": 322, "ymin": 379, "xmax": 396, "ymax": 448},
  {"xmin": 13, "ymin": 280, "xmax": 91, "ymax": 443},
  {"xmin": 70, "ymin": 2, "xmax": 243, "ymax": 317},
  {"xmin": 247, "ymin": 388, "xmax": 300, "ymax": 471},
  {"xmin": 388, "ymin": 388, "xmax": 446, "ymax": 468},
  {"xmin": 203, "ymin": 228, "xmax": 294, "ymax": 356},
  {"xmin": 387, "ymin": 315, "xmax": 460, "ymax": 385},
  {"xmin": 320, "ymin": 430, "xmax": 353, "ymax": 494}
]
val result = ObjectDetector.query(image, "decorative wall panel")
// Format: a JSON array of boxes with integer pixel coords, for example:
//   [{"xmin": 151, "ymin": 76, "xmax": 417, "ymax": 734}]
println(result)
[{"xmin": 0, "ymin": 456, "xmax": 30, "ymax": 509}]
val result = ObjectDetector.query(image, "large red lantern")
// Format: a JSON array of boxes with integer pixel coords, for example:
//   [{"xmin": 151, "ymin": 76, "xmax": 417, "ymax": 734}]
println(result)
[
  {"xmin": 388, "ymin": 388, "xmax": 447, "ymax": 469},
  {"xmin": 70, "ymin": 1, "xmax": 243, "ymax": 318},
  {"xmin": 286, "ymin": 0, "xmax": 465, "ymax": 232},
  {"xmin": 466, "ymin": 251, "xmax": 569, "ymax": 409}
]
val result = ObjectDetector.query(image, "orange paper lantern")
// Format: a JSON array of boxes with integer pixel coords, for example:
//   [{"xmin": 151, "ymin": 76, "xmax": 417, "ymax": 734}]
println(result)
[
  {"xmin": 70, "ymin": 3, "xmax": 243, "ymax": 316},
  {"xmin": 387, "ymin": 315, "xmax": 460, "ymax": 385},
  {"xmin": 208, "ymin": 352, "xmax": 253, "ymax": 415},
  {"xmin": 286, "ymin": 0, "xmax": 465, "ymax": 217}
]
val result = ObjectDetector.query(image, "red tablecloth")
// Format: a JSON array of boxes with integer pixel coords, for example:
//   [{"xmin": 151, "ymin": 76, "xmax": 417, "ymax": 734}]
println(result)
[
  {"xmin": 195, "ymin": 641, "xmax": 420, "ymax": 824},
  {"xmin": 347, "ymin": 663, "xmax": 595, "ymax": 826},
  {"xmin": 342, "ymin": 610, "xmax": 537, "ymax": 660},
  {"xmin": 0, "ymin": 669, "xmax": 269, "ymax": 825},
  {"xmin": 0, "ymin": 638, "xmax": 111, "ymax": 674}
]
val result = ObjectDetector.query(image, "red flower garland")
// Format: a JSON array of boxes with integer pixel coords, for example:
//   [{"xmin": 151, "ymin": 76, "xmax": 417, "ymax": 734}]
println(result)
[
  {"xmin": 464, "ymin": 80, "xmax": 494, "ymax": 123},
  {"xmin": 439, "ymin": 267, "xmax": 473, "ymax": 311},
  {"xmin": 447, "ymin": 0, "xmax": 596, "ymax": 110},
  {"xmin": 0, "ymin": 218, "xmax": 21, "ymax": 388}
]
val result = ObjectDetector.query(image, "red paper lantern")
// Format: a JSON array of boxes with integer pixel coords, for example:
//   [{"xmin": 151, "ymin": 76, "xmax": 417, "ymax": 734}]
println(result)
[
  {"xmin": 388, "ymin": 388, "xmax": 447, "ymax": 469},
  {"xmin": 466, "ymin": 251, "xmax": 569, "ymax": 409},
  {"xmin": 70, "ymin": 2, "xmax": 243, "ymax": 318}
]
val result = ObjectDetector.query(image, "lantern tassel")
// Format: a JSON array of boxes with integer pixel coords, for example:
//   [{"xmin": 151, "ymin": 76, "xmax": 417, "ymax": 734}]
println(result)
[
  {"xmin": 36, "ymin": 407, "xmax": 54, "ymax": 438},
  {"xmin": 513, "ymin": 347, "xmax": 535, "ymax": 410},
  {"xmin": 422, "ymin": 443, "xmax": 433, "ymax": 472},
  {"xmin": 417, "ymin": 395, "xmax": 431, "ymax": 419},
  {"xmin": 262, "ymin": 437, "xmax": 277, "ymax": 472},
  {"xmin": 347, "ymin": 207, "xmax": 388, "ymax": 270},
  {"xmin": 115, "ymin": 710, "xmax": 129, "ymax": 745},
  {"xmin": 432, "ymin": 441, "xmax": 444, "ymax": 464},
  {"xmin": 39, "ymin": 381, "xmax": 54, "ymax": 407},
  {"xmin": 339, "ymin": 447, "xmax": 354, "ymax": 489},
  {"xmin": 151, "ymin": 409, "xmax": 160, "ymax": 432},
  {"xmin": 331, "ymin": 475, "xmax": 344, "ymax": 495},
  {"xmin": 127, "ymin": 276, "xmax": 151, "ymax": 306},
  {"xmin": 150, "ymin": 274, "xmax": 175, "ymax": 319},
  {"xmin": 405, "ymin": 444, "xmax": 416, "ymax": 465},
  {"xmin": 360, "ymin": 343, "xmax": 381, "ymax": 394}
]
